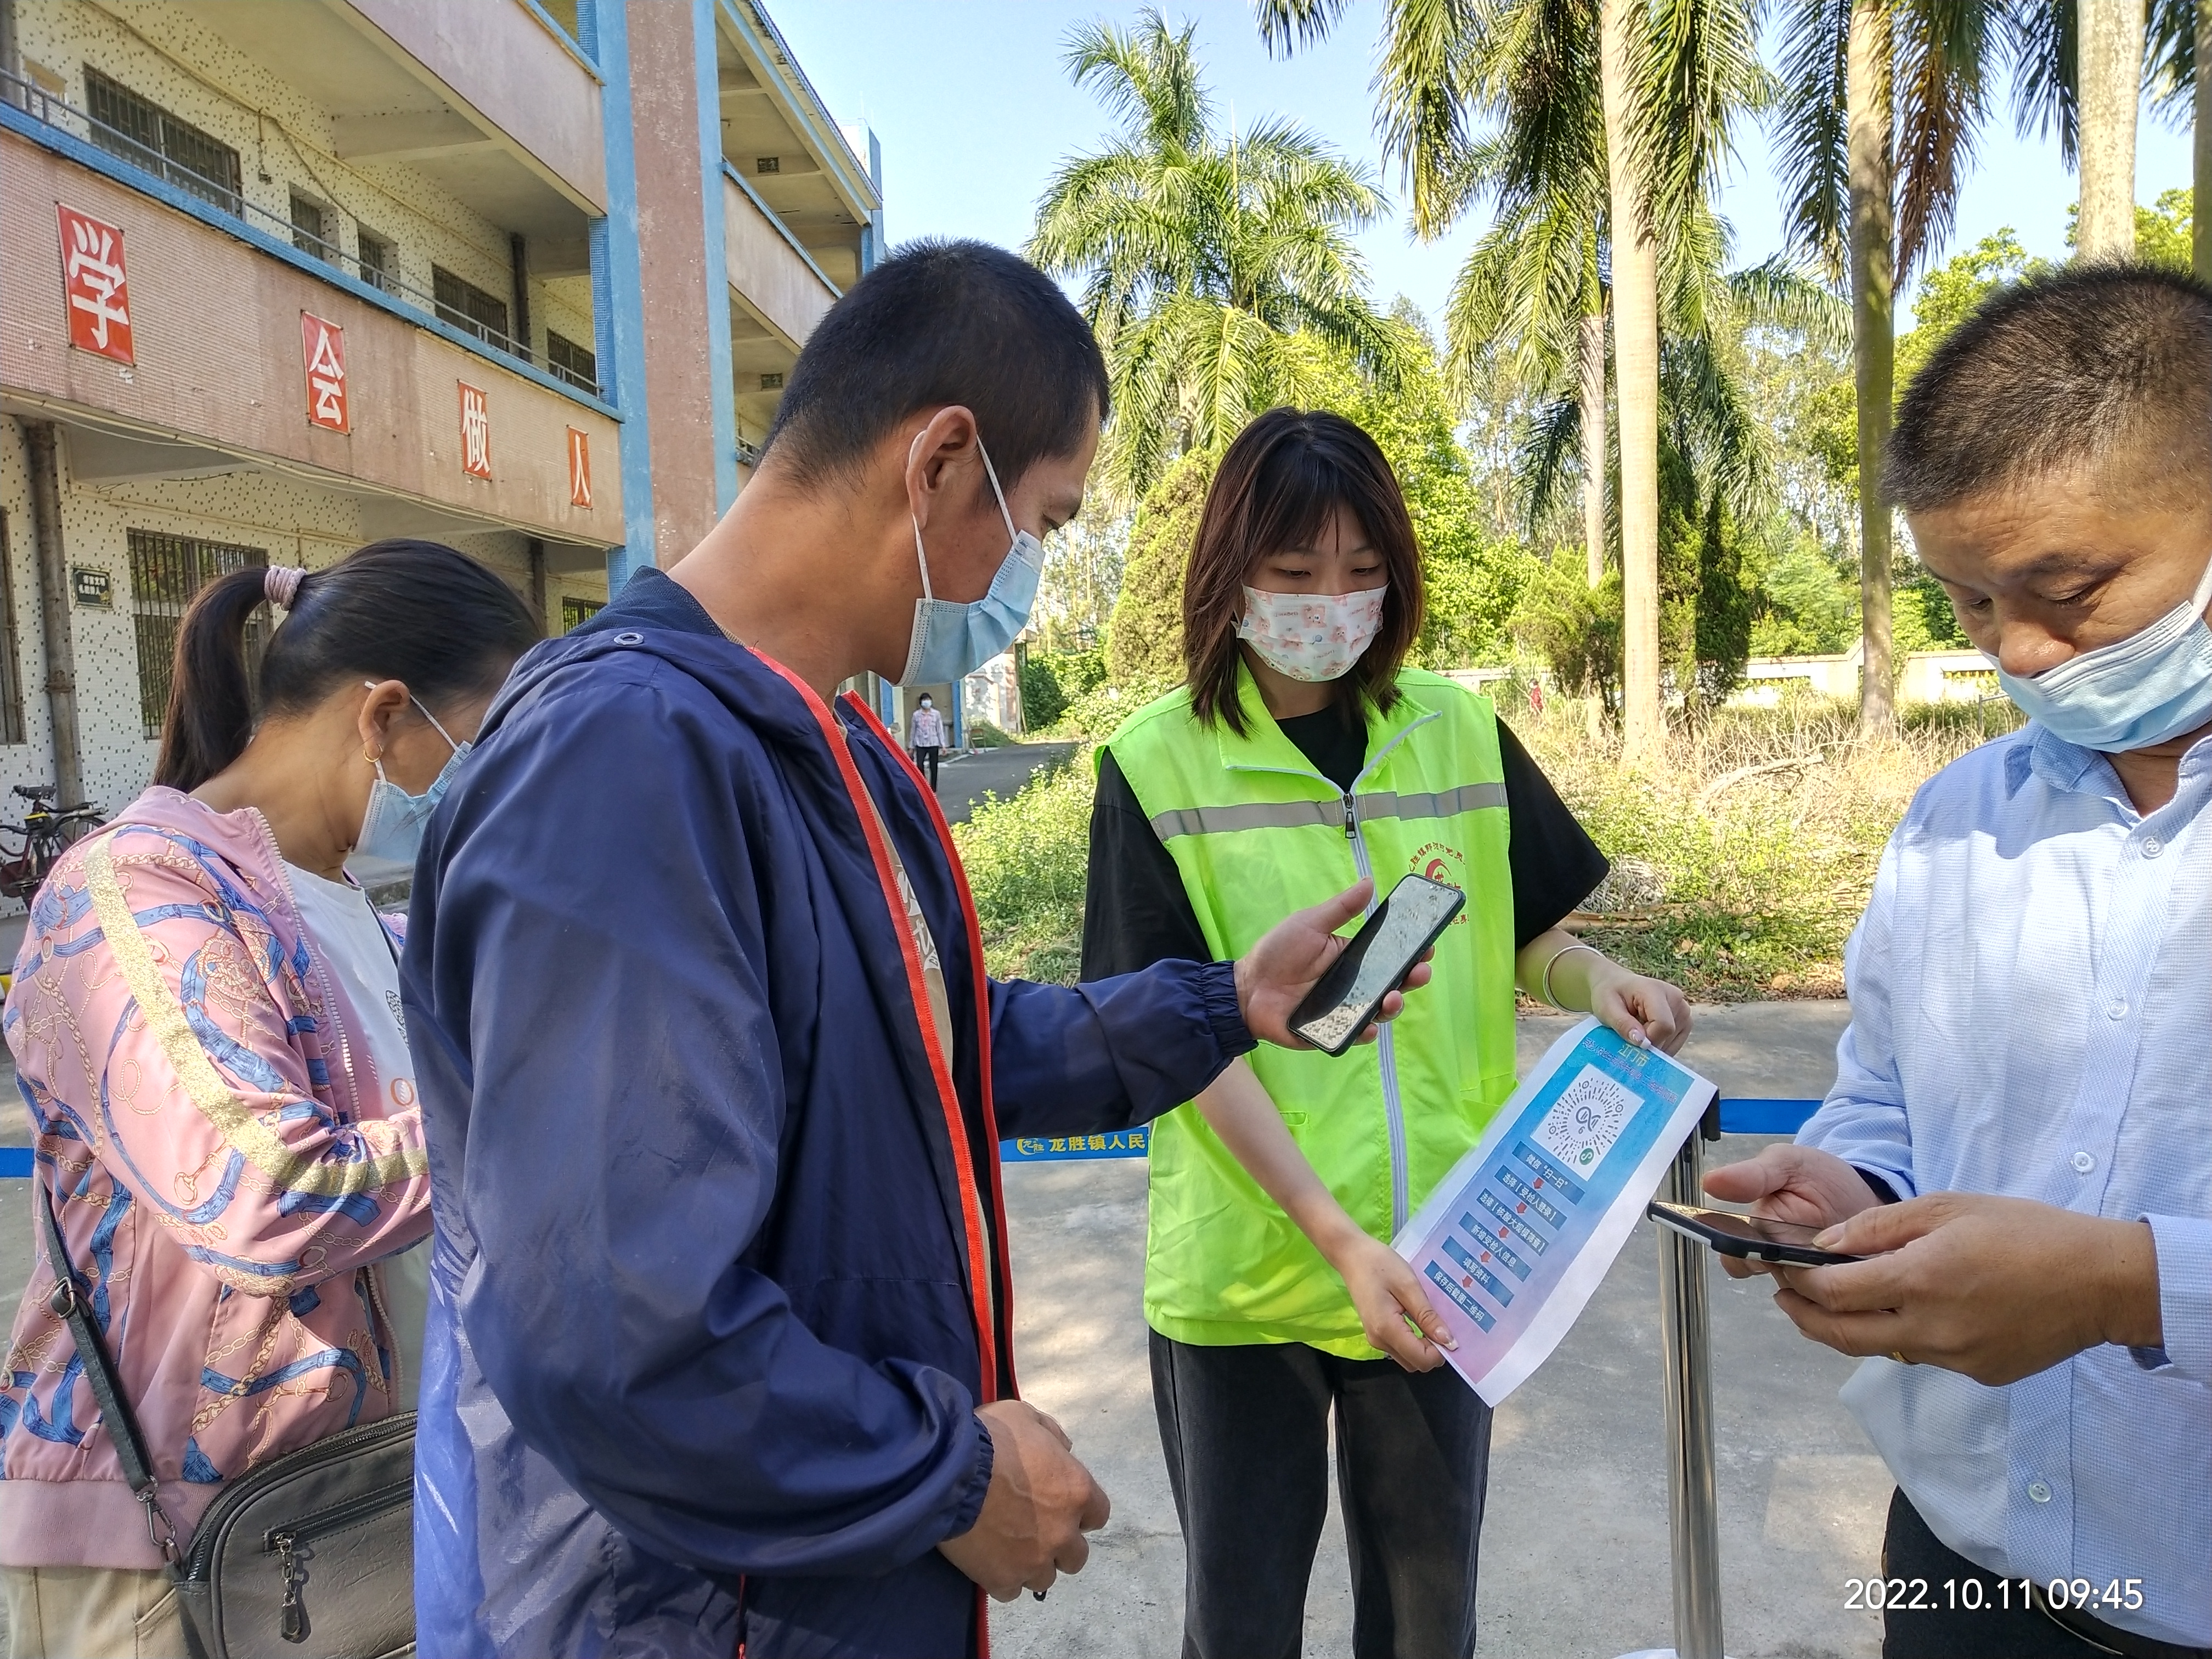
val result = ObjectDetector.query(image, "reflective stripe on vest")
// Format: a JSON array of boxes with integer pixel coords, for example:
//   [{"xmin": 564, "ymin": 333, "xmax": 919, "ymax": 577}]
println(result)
[{"xmin": 1149, "ymin": 781, "xmax": 1509, "ymax": 842}]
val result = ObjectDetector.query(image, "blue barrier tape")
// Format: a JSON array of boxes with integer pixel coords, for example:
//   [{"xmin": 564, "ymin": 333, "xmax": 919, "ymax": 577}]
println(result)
[
  {"xmin": 1717, "ymin": 1098, "xmax": 1822, "ymax": 1136},
  {"xmin": 1000, "ymin": 1100, "xmax": 1824, "ymax": 1163}
]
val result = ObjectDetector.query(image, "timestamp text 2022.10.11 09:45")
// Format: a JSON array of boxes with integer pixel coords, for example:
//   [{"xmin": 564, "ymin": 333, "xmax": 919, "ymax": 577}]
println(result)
[{"xmin": 1843, "ymin": 1577, "xmax": 2146, "ymax": 1613}]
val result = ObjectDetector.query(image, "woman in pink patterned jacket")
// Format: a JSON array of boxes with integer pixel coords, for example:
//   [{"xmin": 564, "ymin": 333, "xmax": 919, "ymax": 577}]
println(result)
[{"xmin": 0, "ymin": 540, "xmax": 538, "ymax": 1657}]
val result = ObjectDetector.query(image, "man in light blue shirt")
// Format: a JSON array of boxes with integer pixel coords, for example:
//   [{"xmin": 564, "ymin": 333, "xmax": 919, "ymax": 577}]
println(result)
[{"xmin": 1709, "ymin": 265, "xmax": 2210, "ymax": 1659}]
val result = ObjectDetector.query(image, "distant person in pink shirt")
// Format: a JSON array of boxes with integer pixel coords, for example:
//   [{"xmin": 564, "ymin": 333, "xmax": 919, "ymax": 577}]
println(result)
[{"xmin": 910, "ymin": 693, "xmax": 947, "ymax": 788}]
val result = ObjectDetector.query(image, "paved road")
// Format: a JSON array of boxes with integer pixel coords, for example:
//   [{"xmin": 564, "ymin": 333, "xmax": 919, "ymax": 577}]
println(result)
[
  {"xmin": 935, "ymin": 741, "xmax": 1080, "ymax": 825},
  {"xmin": 991, "ymin": 1001, "xmax": 1880, "ymax": 1659}
]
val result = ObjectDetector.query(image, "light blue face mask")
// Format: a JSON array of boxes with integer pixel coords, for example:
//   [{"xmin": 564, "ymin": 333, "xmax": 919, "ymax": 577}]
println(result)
[
  {"xmin": 1990, "ymin": 552, "xmax": 2212, "ymax": 752},
  {"xmin": 900, "ymin": 438, "xmax": 1045, "ymax": 686},
  {"xmin": 356, "ymin": 686, "xmax": 469, "ymax": 866}
]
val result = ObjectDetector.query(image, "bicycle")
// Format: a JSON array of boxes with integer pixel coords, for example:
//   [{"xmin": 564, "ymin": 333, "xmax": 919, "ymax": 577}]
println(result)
[{"xmin": 0, "ymin": 784, "xmax": 105, "ymax": 900}]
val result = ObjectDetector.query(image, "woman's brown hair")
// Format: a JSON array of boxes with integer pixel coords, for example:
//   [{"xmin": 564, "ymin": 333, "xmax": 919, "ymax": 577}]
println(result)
[{"xmin": 1183, "ymin": 408, "xmax": 1425, "ymax": 735}]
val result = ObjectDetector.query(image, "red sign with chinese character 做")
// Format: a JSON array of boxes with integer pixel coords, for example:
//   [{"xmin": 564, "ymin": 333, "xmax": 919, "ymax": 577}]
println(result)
[
  {"xmin": 300, "ymin": 313, "xmax": 349, "ymax": 433},
  {"xmin": 566, "ymin": 427, "xmax": 592, "ymax": 507},
  {"xmin": 458, "ymin": 382, "xmax": 492, "ymax": 479},
  {"xmin": 57, "ymin": 204, "xmax": 134, "ymax": 364}
]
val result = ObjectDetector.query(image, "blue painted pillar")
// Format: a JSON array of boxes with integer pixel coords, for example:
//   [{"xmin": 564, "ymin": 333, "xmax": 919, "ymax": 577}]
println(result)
[
  {"xmin": 692, "ymin": 0, "xmax": 738, "ymax": 512},
  {"xmin": 579, "ymin": 0, "xmax": 657, "ymax": 591}
]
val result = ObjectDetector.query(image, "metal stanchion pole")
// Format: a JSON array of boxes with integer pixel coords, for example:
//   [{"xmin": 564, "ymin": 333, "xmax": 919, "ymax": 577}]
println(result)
[{"xmin": 1656, "ymin": 1101, "xmax": 1726, "ymax": 1659}]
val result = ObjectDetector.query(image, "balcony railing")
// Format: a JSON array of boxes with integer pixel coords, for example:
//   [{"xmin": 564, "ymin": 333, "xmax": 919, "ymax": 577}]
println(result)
[{"xmin": 2, "ymin": 66, "xmax": 606, "ymax": 404}]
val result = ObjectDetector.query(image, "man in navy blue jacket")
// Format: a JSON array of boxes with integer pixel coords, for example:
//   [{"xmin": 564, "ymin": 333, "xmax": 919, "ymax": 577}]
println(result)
[{"xmin": 402, "ymin": 241, "xmax": 1423, "ymax": 1658}]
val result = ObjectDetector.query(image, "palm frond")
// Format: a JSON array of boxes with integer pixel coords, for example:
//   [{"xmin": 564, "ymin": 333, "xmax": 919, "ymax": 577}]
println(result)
[
  {"xmin": 1894, "ymin": 0, "xmax": 1990, "ymax": 279},
  {"xmin": 1769, "ymin": 0, "xmax": 1852, "ymax": 280},
  {"xmin": 1255, "ymin": 0, "xmax": 1355, "ymax": 55},
  {"xmin": 2002, "ymin": 0, "xmax": 2077, "ymax": 165}
]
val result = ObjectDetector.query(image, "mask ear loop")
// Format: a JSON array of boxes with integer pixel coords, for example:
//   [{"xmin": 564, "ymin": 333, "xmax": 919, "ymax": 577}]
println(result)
[
  {"xmin": 363, "ymin": 680, "xmax": 461, "ymax": 760},
  {"xmin": 902, "ymin": 427, "xmax": 941, "ymax": 603},
  {"xmin": 2190, "ymin": 548, "xmax": 2212, "ymax": 616},
  {"xmin": 975, "ymin": 437, "xmax": 1020, "ymax": 543}
]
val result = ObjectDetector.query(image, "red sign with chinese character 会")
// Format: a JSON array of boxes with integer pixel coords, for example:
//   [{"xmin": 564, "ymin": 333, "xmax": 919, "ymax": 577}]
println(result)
[
  {"xmin": 566, "ymin": 427, "xmax": 592, "ymax": 508},
  {"xmin": 458, "ymin": 382, "xmax": 492, "ymax": 479},
  {"xmin": 57, "ymin": 204, "xmax": 134, "ymax": 364},
  {"xmin": 300, "ymin": 313, "xmax": 349, "ymax": 433}
]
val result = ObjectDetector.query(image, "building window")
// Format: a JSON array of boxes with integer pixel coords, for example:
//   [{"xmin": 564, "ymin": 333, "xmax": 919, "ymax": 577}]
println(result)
[
  {"xmin": 83, "ymin": 69, "xmax": 242, "ymax": 215},
  {"xmin": 546, "ymin": 329, "xmax": 597, "ymax": 393},
  {"xmin": 127, "ymin": 532, "xmax": 266, "ymax": 740},
  {"xmin": 433, "ymin": 265, "xmax": 511, "ymax": 350},
  {"xmin": 289, "ymin": 190, "xmax": 335, "ymax": 264},
  {"xmin": 561, "ymin": 595, "xmax": 603, "ymax": 634},
  {"xmin": 357, "ymin": 228, "xmax": 396, "ymax": 294},
  {"xmin": 0, "ymin": 515, "xmax": 25, "ymax": 746}
]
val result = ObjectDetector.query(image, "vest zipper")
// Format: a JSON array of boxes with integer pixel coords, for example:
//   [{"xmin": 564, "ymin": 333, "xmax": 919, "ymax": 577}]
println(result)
[
  {"xmin": 1337, "ymin": 787, "xmax": 1410, "ymax": 1235},
  {"xmin": 1231, "ymin": 713, "xmax": 1437, "ymax": 1244}
]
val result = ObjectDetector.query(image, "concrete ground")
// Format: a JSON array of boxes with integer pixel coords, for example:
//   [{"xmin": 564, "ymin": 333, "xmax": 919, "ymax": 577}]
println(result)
[
  {"xmin": 936, "ymin": 740, "xmax": 1080, "ymax": 825},
  {"xmin": 990, "ymin": 1000, "xmax": 1887, "ymax": 1659}
]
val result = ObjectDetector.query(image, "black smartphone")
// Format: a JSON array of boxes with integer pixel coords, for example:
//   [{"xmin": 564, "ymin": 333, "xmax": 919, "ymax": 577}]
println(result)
[
  {"xmin": 1646, "ymin": 1200, "xmax": 1868, "ymax": 1266},
  {"xmin": 1287, "ymin": 873, "xmax": 1465, "ymax": 1057}
]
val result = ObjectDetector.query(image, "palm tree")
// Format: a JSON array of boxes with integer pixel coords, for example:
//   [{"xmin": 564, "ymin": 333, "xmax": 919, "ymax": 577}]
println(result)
[
  {"xmin": 2076, "ymin": 0, "xmax": 2146, "ymax": 256},
  {"xmin": 1259, "ymin": 0, "xmax": 1763, "ymax": 762},
  {"xmin": 1774, "ymin": 0, "xmax": 1989, "ymax": 733},
  {"xmin": 2144, "ymin": 0, "xmax": 2207, "ymax": 274},
  {"xmin": 1028, "ymin": 11, "xmax": 1414, "ymax": 501}
]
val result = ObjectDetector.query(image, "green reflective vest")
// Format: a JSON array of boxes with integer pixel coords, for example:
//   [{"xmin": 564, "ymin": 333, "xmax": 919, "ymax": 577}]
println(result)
[{"xmin": 1105, "ymin": 664, "xmax": 1521, "ymax": 1357}]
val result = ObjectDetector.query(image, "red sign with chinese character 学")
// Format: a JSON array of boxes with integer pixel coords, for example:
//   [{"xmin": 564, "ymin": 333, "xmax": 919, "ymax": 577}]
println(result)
[
  {"xmin": 566, "ymin": 427, "xmax": 592, "ymax": 507},
  {"xmin": 57, "ymin": 204, "xmax": 134, "ymax": 364},
  {"xmin": 458, "ymin": 382, "xmax": 492, "ymax": 479},
  {"xmin": 300, "ymin": 313, "xmax": 349, "ymax": 433}
]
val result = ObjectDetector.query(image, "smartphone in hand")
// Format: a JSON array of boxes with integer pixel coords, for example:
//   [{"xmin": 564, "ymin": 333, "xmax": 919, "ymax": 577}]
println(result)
[
  {"xmin": 1647, "ymin": 1200, "xmax": 1869, "ymax": 1267},
  {"xmin": 1288, "ymin": 873, "xmax": 1465, "ymax": 1057}
]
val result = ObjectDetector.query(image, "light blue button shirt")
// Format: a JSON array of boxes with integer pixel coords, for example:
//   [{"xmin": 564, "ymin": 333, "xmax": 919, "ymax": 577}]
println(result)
[{"xmin": 1801, "ymin": 724, "xmax": 2211, "ymax": 1649}]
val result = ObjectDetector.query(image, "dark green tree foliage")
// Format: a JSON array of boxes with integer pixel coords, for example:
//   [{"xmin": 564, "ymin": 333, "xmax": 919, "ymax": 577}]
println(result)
[
  {"xmin": 1019, "ymin": 647, "xmax": 1109, "ymax": 729},
  {"xmin": 1107, "ymin": 453, "xmax": 1216, "ymax": 684},
  {"xmin": 1692, "ymin": 493, "xmax": 1754, "ymax": 706}
]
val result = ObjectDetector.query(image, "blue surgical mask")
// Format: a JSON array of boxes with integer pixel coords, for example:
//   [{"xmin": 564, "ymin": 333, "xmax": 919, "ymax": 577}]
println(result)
[
  {"xmin": 1990, "ymin": 552, "xmax": 2212, "ymax": 752},
  {"xmin": 900, "ymin": 438, "xmax": 1044, "ymax": 685},
  {"xmin": 356, "ymin": 686, "xmax": 469, "ymax": 866}
]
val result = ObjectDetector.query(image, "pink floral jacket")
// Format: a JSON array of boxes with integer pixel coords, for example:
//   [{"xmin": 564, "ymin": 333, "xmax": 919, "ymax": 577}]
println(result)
[{"xmin": 0, "ymin": 789, "xmax": 431, "ymax": 1568}]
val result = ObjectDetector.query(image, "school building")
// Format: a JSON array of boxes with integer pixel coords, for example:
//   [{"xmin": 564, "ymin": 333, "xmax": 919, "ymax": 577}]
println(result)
[{"xmin": 0, "ymin": 0, "xmax": 885, "ymax": 834}]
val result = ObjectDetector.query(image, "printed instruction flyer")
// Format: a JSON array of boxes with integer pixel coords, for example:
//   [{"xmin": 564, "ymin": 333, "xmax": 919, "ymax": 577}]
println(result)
[{"xmin": 1393, "ymin": 1017, "xmax": 1717, "ymax": 1405}]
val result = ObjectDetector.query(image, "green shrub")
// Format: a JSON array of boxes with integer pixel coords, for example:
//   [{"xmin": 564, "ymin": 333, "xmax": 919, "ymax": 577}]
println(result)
[
  {"xmin": 1020, "ymin": 646, "xmax": 1107, "ymax": 730},
  {"xmin": 966, "ymin": 722, "xmax": 1017, "ymax": 749},
  {"xmin": 952, "ymin": 750, "xmax": 1098, "ymax": 983}
]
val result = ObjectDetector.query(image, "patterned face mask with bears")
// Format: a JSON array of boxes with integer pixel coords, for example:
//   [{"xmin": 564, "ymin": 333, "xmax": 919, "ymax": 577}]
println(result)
[{"xmin": 1236, "ymin": 584, "xmax": 1388, "ymax": 682}]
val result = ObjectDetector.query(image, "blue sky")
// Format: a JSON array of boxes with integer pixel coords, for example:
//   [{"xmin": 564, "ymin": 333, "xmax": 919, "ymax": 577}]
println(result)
[{"xmin": 778, "ymin": 0, "xmax": 2197, "ymax": 329}]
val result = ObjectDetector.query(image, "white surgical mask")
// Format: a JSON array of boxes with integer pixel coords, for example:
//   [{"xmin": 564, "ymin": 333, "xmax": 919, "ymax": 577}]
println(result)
[
  {"xmin": 1237, "ymin": 585, "xmax": 1387, "ymax": 683},
  {"xmin": 1988, "ymin": 551, "xmax": 2212, "ymax": 751},
  {"xmin": 355, "ymin": 686, "xmax": 467, "ymax": 866},
  {"xmin": 900, "ymin": 438, "xmax": 1043, "ymax": 685}
]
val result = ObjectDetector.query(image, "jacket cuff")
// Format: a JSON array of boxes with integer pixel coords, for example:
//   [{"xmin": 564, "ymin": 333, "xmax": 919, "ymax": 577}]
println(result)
[
  {"xmin": 2133, "ymin": 1215, "xmax": 2212, "ymax": 1383},
  {"xmin": 1197, "ymin": 960, "xmax": 1256, "ymax": 1059},
  {"xmin": 1853, "ymin": 1167, "xmax": 1903, "ymax": 1206},
  {"xmin": 946, "ymin": 1415, "xmax": 995, "ymax": 1542}
]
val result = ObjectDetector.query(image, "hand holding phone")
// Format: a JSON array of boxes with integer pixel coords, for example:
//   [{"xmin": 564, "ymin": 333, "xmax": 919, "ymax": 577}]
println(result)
[
  {"xmin": 1286, "ymin": 873, "xmax": 1465, "ymax": 1057},
  {"xmin": 1646, "ymin": 1200, "xmax": 1870, "ymax": 1267}
]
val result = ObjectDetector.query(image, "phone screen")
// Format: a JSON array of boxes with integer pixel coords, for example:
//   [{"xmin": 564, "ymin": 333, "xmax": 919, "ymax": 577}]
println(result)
[
  {"xmin": 1647, "ymin": 1202, "xmax": 1867, "ymax": 1264},
  {"xmin": 1675, "ymin": 1207, "xmax": 1828, "ymax": 1248},
  {"xmin": 1289, "ymin": 876, "xmax": 1464, "ymax": 1054}
]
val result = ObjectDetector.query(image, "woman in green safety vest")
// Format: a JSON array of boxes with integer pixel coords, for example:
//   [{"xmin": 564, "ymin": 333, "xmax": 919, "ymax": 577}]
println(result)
[{"xmin": 1083, "ymin": 408, "xmax": 1693, "ymax": 1659}]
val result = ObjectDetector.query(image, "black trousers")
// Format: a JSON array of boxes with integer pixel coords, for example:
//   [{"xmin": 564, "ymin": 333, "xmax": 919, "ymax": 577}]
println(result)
[
  {"xmin": 912, "ymin": 744, "xmax": 941, "ymax": 788},
  {"xmin": 1149, "ymin": 1330, "xmax": 1492, "ymax": 1659},
  {"xmin": 1882, "ymin": 1488, "xmax": 2209, "ymax": 1659}
]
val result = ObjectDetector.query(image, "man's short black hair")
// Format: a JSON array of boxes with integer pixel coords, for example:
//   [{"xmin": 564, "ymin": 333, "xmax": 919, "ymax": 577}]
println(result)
[
  {"xmin": 761, "ymin": 239, "xmax": 1109, "ymax": 494},
  {"xmin": 1887, "ymin": 262, "xmax": 2212, "ymax": 513}
]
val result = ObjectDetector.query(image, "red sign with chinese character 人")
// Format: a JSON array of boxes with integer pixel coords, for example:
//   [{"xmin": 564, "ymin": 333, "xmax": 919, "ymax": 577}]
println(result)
[
  {"xmin": 57, "ymin": 204, "xmax": 134, "ymax": 364},
  {"xmin": 300, "ymin": 313, "xmax": 349, "ymax": 433},
  {"xmin": 566, "ymin": 427, "xmax": 592, "ymax": 507},
  {"xmin": 458, "ymin": 382, "xmax": 492, "ymax": 479}
]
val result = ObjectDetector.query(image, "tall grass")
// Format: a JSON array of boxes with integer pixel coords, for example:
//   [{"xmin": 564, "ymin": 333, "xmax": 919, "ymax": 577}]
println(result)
[{"xmin": 953, "ymin": 693, "xmax": 2017, "ymax": 996}]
